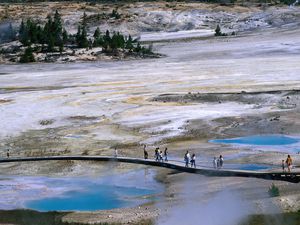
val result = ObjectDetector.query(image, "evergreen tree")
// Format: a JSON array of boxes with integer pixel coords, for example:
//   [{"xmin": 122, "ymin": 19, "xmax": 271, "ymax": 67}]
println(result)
[
  {"xmin": 36, "ymin": 25, "xmax": 43, "ymax": 44},
  {"xmin": 93, "ymin": 27, "xmax": 103, "ymax": 47},
  {"xmin": 82, "ymin": 12, "xmax": 87, "ymax": 28},
  {"xmin": 111, "ymin": 32, "xmax": 118, "ymax": 50},
  {"xmin": 104, "ymin": 30, "xmax": 110, "ymax": 43},
  {"xmin": 62, "ymin": 29, "xmax": 68, "ymax": 43},
  {"xmin": 75, "ymin": 12, "xmax": 89, "ymax": 48},
  {"xmin": 215, "ymin": 24, "xmax": 222, "ymax": 36},
  {"xmin": 102, "ymin": 30, "xmax": 111, "ymax": 50},
  {"xmin": 53, "ymin": 10, "xmax": 63, "ymax": 46},
  {"xmin": 135, "ymin": 42, "xmax": 142, "ymax": 53},
  {"xmin": 80, "ymin": 26, "xmax": 88, "ymax": 48},
  {"xmin": 76, "ymin": 26, "xmax": 81, "ymax": 46},
  {"xmin": 125, "ymin": 35, "xmax": 133, "ymax": 50},
  {"xmin": 47, "ymin": 35, "xmax": 55, "ymax": 52},
  {"xmin": 20, "ymin": 46, "xmax": 35, "ymax": 63},
  {"xmin": 93, "ymin": 27, "xmax": 100, "ymax": 40},
  {"xmin": 19, "ymin": 19, "xmax": 29, "ymax": 45},
  {"xmin": 27, "ymin": 19, "xmax": 38, "ymax": 44}
]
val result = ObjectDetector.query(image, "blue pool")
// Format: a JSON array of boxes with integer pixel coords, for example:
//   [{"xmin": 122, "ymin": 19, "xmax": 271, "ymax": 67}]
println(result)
[
  {"xmin": 210, "ymin": 135, "xmax": 299, "ymax": 146},
  {"xmin": 26, "ymin": 184, "xmax": 157, "ymax": 211},
  {"xmin": 0, "ymin": 170, "xmax": 162, "ymax": 212},
  {"xmin": 224, "ymin": 163, "xmax": 273, "ymax": 171}
]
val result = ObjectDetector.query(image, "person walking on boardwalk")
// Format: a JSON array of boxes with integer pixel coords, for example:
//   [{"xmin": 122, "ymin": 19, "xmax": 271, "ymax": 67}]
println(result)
[
  {"xmin": 184, "ymin": 151, "xmax": 190, "ymax": 167},
  {"xmin": 190, "ymin": 154, "xmax": 196, "ymax": 168},
  {"xmin": 286, "ymin": 154, "xmax": 293, "ymax": 172},
  {"xmin": 143, "ymin": 145, "xmax": 148, "ymax": 159},
  {"xmin": 155, "ymin": 147, "xmax": 160, "ymax": 161},
  {"xmin": 219, "ymin": 155, "xmax": 224, "ymax": 169},
  {"xmin": 6, "ymin": 149, "xmax": 9, "ymax": 159},
  {"xmin": 159, "ymin": 150, "xmax": 163, "ymax": 162},
  {"xmin": 213, "ymin": 157, "xmax": 217, "ymax": 169},
  {"xmin": 282, "ymin": 159, "xmax": 286, "ymax": 172},
  {"xmin": 164, "ymin": 147, "xmax": 168, "ymax": 162},
  {"xmin": 114, "ymin": 147, "xmax": 118, "ymax": 158}
]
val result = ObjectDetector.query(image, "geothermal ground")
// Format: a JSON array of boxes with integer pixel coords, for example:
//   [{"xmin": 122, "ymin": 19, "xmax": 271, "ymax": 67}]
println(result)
[{"xmin": 1, "ymin": 2, "xmax": 300, "ymax": 225}]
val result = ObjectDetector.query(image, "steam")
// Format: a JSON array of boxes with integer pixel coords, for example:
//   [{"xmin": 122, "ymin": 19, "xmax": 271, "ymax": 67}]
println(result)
[
  {"xmin": 290, "ymin": 0, "xmax": 299, "ymax": 7},
  {"xmin": 158, "ymin": 189, "xmax": 253, "ymax": 225},
  {"xmin": 0, "ymin": 22, "xmax": 16, "ymax": 44}
]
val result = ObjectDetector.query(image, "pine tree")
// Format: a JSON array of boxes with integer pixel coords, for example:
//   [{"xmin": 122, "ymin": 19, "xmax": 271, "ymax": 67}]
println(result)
[
  {"xmin": 82, "ymin": 12, "xmax": 87, "ymax": 28},
  {"xmin": 20, "ymin": 46, "xmax": 35, "ymax": 63},
  {"xmin": 93, "ymin": 27, "xmax": 100, "ymax": 40},
  {"xmin": 215, "ymin": 24, "xmax": 222, "ymax": 36},
  {"xmin": 53, "ymin": 10, "xmax": 63, "ymax": 46},
  {"xmin": 76, "ymin": 26, "xmax": 81, "ymax": 46},
  {"xmin": 19, "ymin": 19, "xmax": 29, "ymax": 45},
  {"xmin": 135, "ymin": 42, "xmax": 142, "ymax": 53},
  {"xmin": 47, "ymin": 35, "xmax": 55, "ymax": 52},
  {"xmin": 75, "ymin": 12, "xmax": 89, "ymax": 48},
  {"xmin": 93, "ymin": 27, "xmax": 102, "ymax": 47},
  {"xmin": 104, "ymin": 30, "xmax": 110, "ymax": 43},
  {"xmin": 36, "ymin": 25, "xmax": 43, "ymax": 44},
  {"xmin": 62, "ymin": 29, "xmax": 68, "ymax": 43},
  {"xmin": 125, "ymin": 35, "xmax": 133, "ymax": 50},
  {"xmin": 80, "ymin": 26, "xmax": 88, "ymax": 48},
  {"xmin": 111, "ymin": 32, "xmax": 118, "ymax": 50}
]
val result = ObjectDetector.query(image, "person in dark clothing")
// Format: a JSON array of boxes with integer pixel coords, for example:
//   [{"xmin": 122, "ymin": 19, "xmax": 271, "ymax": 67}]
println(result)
[
  {"xmin": 155, "ymin": 147, "xmax": 160, "ymax": 161},
  {"xmin": 190, "ymin": 154, "xmax": 196, "ymax": 168},
  {"xmin": 143, "ymin": 145, "xmax": 148, "ymax": 159},
  {"xmin": 164, "ymin": 147, "xmax": 168, "ymax": 162}
]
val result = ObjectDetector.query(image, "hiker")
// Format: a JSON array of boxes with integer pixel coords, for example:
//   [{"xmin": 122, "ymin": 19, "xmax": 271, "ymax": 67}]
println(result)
[
  {"xmin": 143, "ymin": 145, "xmax": 148, "ymax": 159},
  {"xmin": 213, "ymin": 157, "xmax": 217, "ymax": 169},
  {"xmin": 282, "ymin": 159, "xmax": 286, "ymax": 172},
  {"xmin": 6, "ymin": 149, "xmax": 9, "ymax": 159},
  {"xmin": 164, "ymin": 147, "xmax": 168, "ymax": 162},
  {"xmin": 219, "ymin": 155, "xmax": 224, "ymax": 168},
  {"xmin": 190, "ymin": 154, "xmax": 196, "ymax": 168},
  {"xmin": 217, "ymin": 158, "xmax": 220, "ymax": 169},
  {"xmin": 155, "ymin": 147, "xmax": 160, "ymax": 161},
  {"xmin": 286, "ymin": 154, "xmax": 293, "ymax": 172},
  {"xmin": 184, "ymin": 151, "xmax": 190, "ymax": 167},
  {"xmin": 158, "ymin": 150, "xmax": 163, "ymax": 162},
  {"xmin": 114, "ymin": 147, "xmax": 118, "ymax": 157}
]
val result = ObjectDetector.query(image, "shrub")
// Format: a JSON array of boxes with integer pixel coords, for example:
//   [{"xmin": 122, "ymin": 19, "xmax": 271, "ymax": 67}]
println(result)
[{"xmin": 268, "ymin": 183, "xmax": 280, "ymax": 197}]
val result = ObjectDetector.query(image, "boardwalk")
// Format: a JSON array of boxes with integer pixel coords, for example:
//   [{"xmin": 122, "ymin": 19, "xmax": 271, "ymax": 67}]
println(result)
[{"xmin": 1, "ymin": 156, "xmax": 300, "ymax": 183}]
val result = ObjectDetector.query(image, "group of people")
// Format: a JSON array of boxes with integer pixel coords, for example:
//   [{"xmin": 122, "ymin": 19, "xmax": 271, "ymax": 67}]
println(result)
[
  {"xmin": 282, "ymin": 154, "xmax": 293, "ymax": 172},
  {"xmin": 143, "ymin": 145, "xmax": 168, "ymax": 162},
  {"xmin": 213, "ymin": 155, "xmax": 224, "ymax": 169},
  {"xmin": 143, "ymin": 145, "xmax": 222, "ymax": 170},
  {"xmin": 154, "ymin": 147, "xmax": 168, "ymax": 162},
  {"xmin": 116, "ymin": 145, "xmax": 297, "ymax": 174},
  {"xmin": 184, "ymin": 151, "xmax": 196, "ymax": 168}
]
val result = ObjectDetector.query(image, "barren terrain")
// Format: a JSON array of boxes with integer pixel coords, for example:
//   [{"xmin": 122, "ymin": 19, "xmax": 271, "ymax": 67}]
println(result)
[{"xmin": 1, "ymin": 1, "xmax": 300, "ymax": 225}]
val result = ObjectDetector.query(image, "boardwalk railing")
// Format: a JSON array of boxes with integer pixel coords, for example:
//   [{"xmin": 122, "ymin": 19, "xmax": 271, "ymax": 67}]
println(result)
[{"xmin": 1, "ymin": 156, "xmax": 300, "ymax": 183}]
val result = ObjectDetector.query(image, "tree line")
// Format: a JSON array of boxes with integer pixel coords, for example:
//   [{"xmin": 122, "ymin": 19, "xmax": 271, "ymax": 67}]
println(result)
[{"xmin": 18, "ymin": 10, "xmax": 153, "ymax": 63}]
